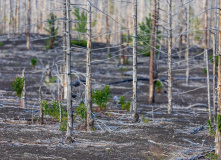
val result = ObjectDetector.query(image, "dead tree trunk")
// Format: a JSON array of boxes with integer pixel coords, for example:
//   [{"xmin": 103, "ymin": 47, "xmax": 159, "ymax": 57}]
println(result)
[
  {"xmin": 216, "ymin": 0, "xmax": 221, "ymax": 155},
  {"xmin": 61, "ymin": 0, "xmax": 66, "ymax": 100},
  {"xmin": 149, "ymin": 0, "xmax": 157, "ymax": 104},
  {"xmin": 204, "ymin": 0, "xmax": 208, "ymax": 60},
  {"xmin": 39, "ymin": 89, "xmax": 43, "ymax": 124},
  {"xmin": 132, "ymin": 0, "xmax": 139, "ymax": 123},
  {"xmin": 206, "ymin": 50, "xmax": 211, "ymax": 120},
  {"xmin": 213, "ymin": 34, "xmax": 217, "ymax": 123},
  {"xmin": 86, "ymin": 1, "xmax": 94, "ymax": 131},
  {"xmin": 22, "ymin": 69, "xmax": 26, "ymax": 108},
  {"xmin": 65, "ymin": 0, "xmax": 73, "ymax": 144},
  {"xmin": 118, "ymin": 2, "xmax": 124, "ymax": 65},
  {"xmin": 186, "ymin": 3, "xmax": 190, "ymax": 84},
  {"xmin": 178, "ymin": 0, "xmax": 183, "ymax": 61},
  {"xmin": 168, "ymin": 0, "xmax": 173, "ymax": 114},
  {"xmin": 27, "ymin": 0, "xmax": 31, "ymax": 50},
  {"xmin": 49, "ymin": 13, "xmax": 55, "ymax": 49},
  {"xmin": 106, "ymin": 0, "xmax": 110, "ymax": 56}
]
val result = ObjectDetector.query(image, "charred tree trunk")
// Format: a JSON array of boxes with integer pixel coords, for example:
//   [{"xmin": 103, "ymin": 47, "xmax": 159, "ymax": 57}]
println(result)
[
  {"xmin": 22, "ymin": 69, "xmax": 26, "ymax": 108},
  {"xmin": 132, "ymin": 0, "xmax": 139, "ymax": 123},
  {"xmin": 65, "ymin": 0, "xmax": 73, "ymax": 144},
  {"xmin": 168, "ymin": 0, "xmax": 173, "ymax": 114},
  {"xmin": 149, "ymin": 0, "xmax": 157, "ymax": 104},
  {"xmin": 27, "ymin": 0, "xmax": 31, "ymax": 50},
  {"xmin": 86, "ymin": 1, "xmax": 94, "ymax": 131},
  {"xmin": 39, "ymin": 89, "xmax": 43, "ymax": 124}
]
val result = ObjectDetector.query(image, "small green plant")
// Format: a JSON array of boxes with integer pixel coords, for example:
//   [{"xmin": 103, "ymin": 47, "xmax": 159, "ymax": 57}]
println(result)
[
  {"xmin": 42, "ymin": 100, "xmax": 67, "ymax": 131},
  {"xmin": 12, "ymin": 76, "xmax": 24, "ymax": 106},
  {"xmin": 44, "ymin": 13, "xmax": 59, "ymax": 49},
  {"xmin": 45, "ymin": 77, "xmax": 57, "ymax": 85},
  {"xmin": 31, "ymin": 58, "xmax": 37, "ymax": 68},
  {"xmin": 207, "ymin": 119, "xmax": 216, "ymax": 137},
  {"xmin": 125, "ymin": 58, "xmax": 129, "ymax": 65},
  {"xmin": 119, "ymin": 66, "xmax": 124, "ymax": 75},
  {"xmin": 0, "ymin": 41, "xmax": 3, "ymax": 46},
  {"xmin": 209, "ymin": 55, "xmax": 218, "ymax": 67},
  {"xmin": 3, "ymin": 51, "xmax": 7, "ymax": 54},
  {"xmin": 76, "ymin": 103, "xmax": 87, "ymax": 119},
  {"xmin": 205, "ymin": 152, "xmax": 219, "ymax": 160},
  {"xmin": 92, "ymin": 85, "xmax": 111, "ymax": 109},
  {"xmin": 203, "ymin": 68, "xmax": 207, "ymax": 75},
  {"xmin": 141, "ymin": 114, "xmax": 150, "ymax": 124},
  {"xmin": 119, "ymin": 96, "xmax": 131, "ymax": 111},
  {"xmin": 71, "ymin": 40, "xmax": 87, "ymax": 47},
  {"xmin": 155, "ymin": 80, "xmax": 162, "ymax": 93}
]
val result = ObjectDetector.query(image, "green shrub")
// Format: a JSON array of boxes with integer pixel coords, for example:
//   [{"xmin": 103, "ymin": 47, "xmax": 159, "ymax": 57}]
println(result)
[
  {"xmin": 92, "ymin": 86, "xmax": 111, "ymax": 109},
  {"xmin": 45, "ymin": 77, "xmax": 57, "ymax": 85},
  {"xmin": 44, "ymin": 13, "xmax": 59, "ymax": 50},
  {"xmin": 138, "ymin": 14, "xmax": 161, "ymax": 57},
  {"xmin": 205, "ymin": 152, "xmax": 219, "ymax": 160},
  {"xmin": 141, "ymin": 114, "xmax": 150, "ymax": 124},
  {"xmin": 119, "ymin": 96, "xmax": 130, "ymax": 111},
  {"xmin": 12, "ymin": 76, "xmax": 24, "ymax": 98},
  {"xmin": 31, "ymin": 58, "xmax": 37, "ymax": 67},
  {"xmin": 76, "ymin": 103, "xmax": 87, "ymax": 119},
  {"xmin": 155, "ymin": 80, "xmax": 162, "ymax": 93},
  {"xmin": 204, "ymin": 68, "xmax": 207, "ymax": 75},
  {"xmin": 209, "ymin": 55, "xmax": 218, "ymax": 67},
  {"xmin": 42, "ymin": 100, "xmax": 67, "ymax": 131},
  {"xmin": 207, "ymin": 119, "xmax": 216, "ymax": 137},
  {"xmin": 0, "ymin": 41, "xmax": 3, "ymax": 46},
  {"xmin": 71, "ymin": 40, "xmax": 87, "ymax": 47}
]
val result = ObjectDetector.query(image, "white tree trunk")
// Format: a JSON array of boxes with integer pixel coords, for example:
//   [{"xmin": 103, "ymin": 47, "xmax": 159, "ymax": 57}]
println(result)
[
  {"xmin": 65, "ymin": 0, "xmax": 73, "ymax": 144},
  {"xmin": 86, "ymin": 1, "xmax": 94, "ymax": 131},
  {"xmin": 132, "ymin": 0, "xmax": 139, "ymax": 123},
  {"xmin": 186, "ymin": 3, "xmax": 190, "ymax": 84},
  {"xmin": 205, "ymin": 50, "xmax": 211, "ymax": 120},
  {"xmin": 168, "ymin": 0, "xmax": 173, "ymax": 114},
  {"xmin": 22, "ymin": 69, "xmax": 26, "ymax": 108}
]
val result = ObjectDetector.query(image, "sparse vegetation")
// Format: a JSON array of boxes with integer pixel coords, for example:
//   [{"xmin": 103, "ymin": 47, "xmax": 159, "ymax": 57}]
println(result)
[
  {"xmin": 119, "ymin": 96, "xmax": 130, "ymax": 111},
  {"xmin": 30, "ymin": 58, "xmax": 37, "ymax": 68},
  {"xmin": 0, "ymin": 42, "xmax": 3, "ymax": 46}
]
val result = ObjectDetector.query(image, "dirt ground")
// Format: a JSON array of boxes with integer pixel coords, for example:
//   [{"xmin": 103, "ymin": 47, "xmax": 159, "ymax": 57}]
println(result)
[{"xmin": 0, "ymin": 34, "xmax": 216, "ymax": 159}]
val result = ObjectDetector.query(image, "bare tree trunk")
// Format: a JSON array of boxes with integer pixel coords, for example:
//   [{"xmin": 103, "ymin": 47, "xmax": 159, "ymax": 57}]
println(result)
[
  {"xmin": 22, "ymin": 69, "xmax": 26, "ymax": 108},
  {"xmin": 206, "ymin": 50, "xmax": 211, "ymax": 120},
  {"xmin": 86, "ymin": 1, "xmax": 94, "ymax": 131},
  {"xmin": 27, "ymin": 0, "xmax": 31, "ymax": 50},
  {"xmin": 62, "ymin": 0, "xmax": 66, "ymax": 100},
  {"xmin": 106, "ymin": 0, "xmax": 110, "ymax": 56},
  {"xmin": 204, "ymin": 0, "xmax": 208, "ymax": 60},
  {"xmin": 178, "ymin": 0, "xmax": 183, "ymax": 61},
  {"xmin": 15, "ymin": 0, "xmax": 19, "ymax": 33},
  {"xmin": 149, "ymin": 0, "xmax": 157, "ymax": 104},
  {"xmin": 65, "ymin": 0, "xmax": 73, "ymax": 144},
  {"xmin": 213, "ymin": 34, "xmax": 217, "ymax": 123},
  {"xmin": 216, "ymin": 0, "xmax": 221, "ymax": 155},
  {"xmin": 39, "ymin": 89, "xmax": 43, "ymax": 124},
  {"xmin": 118, "ymin": 1, "xmax": 124, "ymax": 65},
  {"xmin": 168, "ymin": 0, "xmax": 173, "ymax": 114},
  {"xmin": 49, "ymin": 13, "xmax": 55, "ymax": 49},
  {"xmin": 132, "ymin": 0, "xmax": 139, "ymax": 123},
  {"xmin": 186, "ymin": 3, "xmax": 190, "ymax": 84}
]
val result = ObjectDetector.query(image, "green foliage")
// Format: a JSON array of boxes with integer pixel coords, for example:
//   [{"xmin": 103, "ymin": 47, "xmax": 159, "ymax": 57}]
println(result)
[
  {"xmin": 155, "ymin": 80, "xmax": 162, "ymax": 92},
  {"xmin": 44, "ymin": 13, "xmax": 59, "ymax": 50},
  {"xmin": 209, "ymin": 55, "xmax": 218, "ymax": 67},
  {"xmin": 141, "ymin": 114, "xmax": 150, "ymax": 124},
  {"xmin": 0, "ymin": 42, "xmax": 3, "ymax": 46},
  {"xmin": 138, "ymin": 14, "xmax": 161, "ymax": 57},
  {"xmin": 12, "ymin": 76, "xmax": 24, "ymax": 98},
  {"xmin": 71, "ymin": 40, "xmax": 87, "ymax": 47},
  {"xmin": 205, "ymin": 152, "xmax": 219, "ymax": 160},
  {"xmin": 30, "ymin": 58, "xmax": 37, "ymax": 67},
  {"xmin": 122, "ymin": 33, "xmax": 132, "ymax": 44},
  {"xmin": 73, "ymin": 8, "xmax": 87, "ymax": 34},
  {"xmin": 42, "ymin": 100, "xmax": 67, "ymax": 131},
  {"xmin": 45, "ymin": 77, "xmax": 57, "ymax": 85},
  {"xmin": 204, "ymin": 68, "xmax": 207, "ymax": 75},
  {"xmin": 76, "ymin": 103, "xmax": 87, "ymax": 119},
  {"xmin": 92, "ymin": 86, "xmax": 111, "ymax": 109},
  {"xmin": 217, "ymin": 114, "xmax": 221, "ymax": 132},
  {"xmin": 207, "ymin": 119, "xmax": 216, "ymax": 137},
  {"xmin": 119, "ymin": 96, "xmax": 131, "ymax": 111}
]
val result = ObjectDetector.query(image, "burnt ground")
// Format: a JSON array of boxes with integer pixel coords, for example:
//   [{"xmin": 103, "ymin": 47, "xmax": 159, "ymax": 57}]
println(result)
[{"xmin": 0, "ymin": 34, "xmax": 217, "ymax": 159}]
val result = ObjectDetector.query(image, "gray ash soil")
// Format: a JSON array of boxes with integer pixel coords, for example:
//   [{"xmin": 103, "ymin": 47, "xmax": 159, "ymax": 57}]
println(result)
[{"xmin": 0, "ymin": 34, "xmax": 215, "ymax": 159}]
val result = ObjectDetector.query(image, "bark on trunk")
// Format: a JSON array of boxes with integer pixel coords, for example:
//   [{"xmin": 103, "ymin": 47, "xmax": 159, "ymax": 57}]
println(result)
[
  {"xmin": 205, "ymin": 50, "xmax": 211, "ymax": 120},
  {"xmin": 86, "ymin": 2, "xmax": 94, "ymax": 131},
  {"xmin": 216, "ymin": 0, "xmax": 221, "ymax": 155},
  {"xmin": 149, "ymin": 0, "xmax": 157, "ymax": 104},
  {"xmin": 132, "ymin": 0, "xmax": 139, "ymax": 123},
  {"xmin": 27, "ymin": 0, "xmax": 31, "ymax": 50},
  {"xmin": 186, "ymin": 3, "xmax": 190, "ymax": 84},
  {"xmin": 178, "ymin": 0, "xmax": 183, "ymax": 61},
  {"xmin": 106, "ymin": 0, "xmax": 110, "ymax": 56},
  {"xmin": 39, "ymin": 89, "xmax": 43, "ymax": 124},
  {"xmin": 22, "ymin": 69, "xmax": 26, "ymax": 108},
  {"xmin": 213, "ymin": 34, "xmax": 217, "ymax": 123},
  {"xmin": 65, "ymin": 0, "xmax": 73, "ymax": 144},
  {"xmin": 168, "ymin": 0, "xmax": 173, "ymax": 114},
  {"xmin": 49, "ymin": 13, "xmax": 55, "ymax": 49},
  {"xmin": 204, "ymin": 0, "xmax": 208, "ymax": 60}
]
